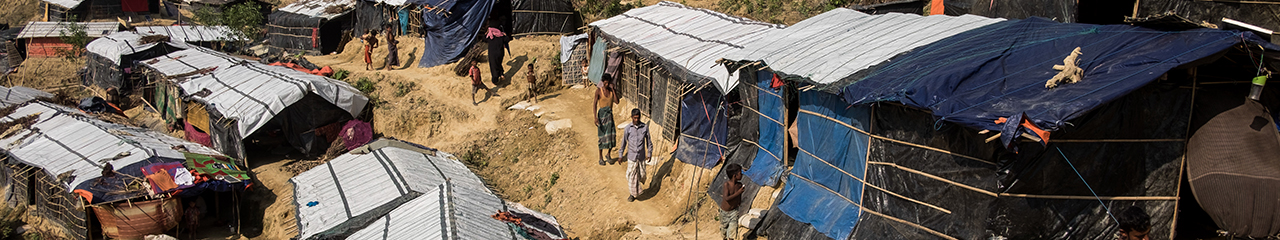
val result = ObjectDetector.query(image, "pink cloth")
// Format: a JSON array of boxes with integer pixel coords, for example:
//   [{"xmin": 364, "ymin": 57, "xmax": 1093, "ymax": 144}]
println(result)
[
  {"xmin": 185, "ymin": 121, "xmax": 213, "ymax": 147},
  {"xmin": 486, "ymin": 27, "xmax": 506, "ymax": 39},
  {"xmin": 342, "ymin": 120, "xmax": 373, "ymax": 150}
]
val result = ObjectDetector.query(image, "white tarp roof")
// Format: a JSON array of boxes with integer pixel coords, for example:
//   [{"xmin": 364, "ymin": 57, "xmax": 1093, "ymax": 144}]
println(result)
[
  {"xmin": 0, "ymin": 86, "xmax": 52, "ymax": 108},
  {"xmin": 135, "ymin": 25, "xmax": 245, "ymax": 43},
  {"xmin": 726, "ymin": 10, "xmax": 1004, "ymax": 84},
  {"xmin": 141, "ymin": 47, "xmax": 246, "ymax": 77},
  {"xmin": 291, "ymin": 143, "xmax": 489, "ymax": 239},
  {"xmin": 86, "ymin": 31, "xmax": 192, "ymax": 65},
  {"xmin": 43, "ymin": 0, "xmax": 85, "ymax": 9},
  {"xmin": 15, "ymin": 22, "xmax": 121, "ymax": 39},
  {"xmin": 0, "ymin": 102, "xmax": 223, "ymax": 191},
  {"xmin": 278, "ymin": 0, "xmax": 357, "ymax": 19},
  {"xmin": 589, "ymin": 1, "xmax": 783, "ymax": 92},
  {"xmin": 176, "ymin": 61, "xmax": 368, "ymax": 138},
  {"xmin": 345, "ymin": 182, "xmax": 512, "ymax": 240}
]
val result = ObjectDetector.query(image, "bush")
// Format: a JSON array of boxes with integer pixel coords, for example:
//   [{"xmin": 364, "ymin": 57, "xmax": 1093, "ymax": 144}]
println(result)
[
  {"xmin": 331, "ymin": 69, "xmax": 350, "ymax": 80},
  {"xmin": 354, "ymin": 77, "xmax": 376, "ymax": 94}
]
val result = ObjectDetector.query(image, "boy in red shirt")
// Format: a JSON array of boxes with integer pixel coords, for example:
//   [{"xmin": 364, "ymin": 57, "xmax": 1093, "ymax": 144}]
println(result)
[{"xmin": 469, "ymin": 61, "xmax": 493, "ymax": 105}]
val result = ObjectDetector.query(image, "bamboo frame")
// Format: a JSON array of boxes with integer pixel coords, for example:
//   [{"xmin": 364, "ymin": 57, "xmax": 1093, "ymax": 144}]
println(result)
[
  {"xmin": 791, "ymin": 172, "xmax": 958, "ymax": 240},
  {"xmin": 797, "ymin": 148, "xmax": 953, "ymax": 214},
  {"xmin": 799, "ymin": 109, "xmax": 996, "ymax": 166},
  {"xmin": 868, "ymin": 161, "xmax": 999, "ymax": 197}
]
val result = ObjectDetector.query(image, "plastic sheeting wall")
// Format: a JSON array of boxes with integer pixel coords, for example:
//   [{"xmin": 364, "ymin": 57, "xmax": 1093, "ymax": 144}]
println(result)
[
  {"xmin": 777, "ymin": 91, "xmax": 869, "ymax": 240},
  {"xmin": 744, "ymin": 69, "xmax": 785, "ymax": 186},
  {"xmin": 412, "ymin": 0, "xmax": 494, "ymax": 68},
  {"xmin": 510, "ymin": 0, "xmax": 579, "ymax": 35},
  {"xmin": 674, "ymin": 86, "xmax": 726, "ymax": 169},
  {"xmin": 768, "ymin": 82, "xmax": 1187, "ymax": 239},
  {"xmin": 941, "ymin": 0, "xmax": 1074, "ymax": 23}
]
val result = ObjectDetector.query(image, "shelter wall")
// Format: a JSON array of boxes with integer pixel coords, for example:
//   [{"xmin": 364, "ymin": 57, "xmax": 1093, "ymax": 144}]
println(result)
[
  {"xmin": 91, "ymin": 197, "xmax": 180, "ymax": 239},
  {"xmin": 7, "ymin": 164, "xmax": 88, "ymax": 240},
  {"xmin": 266, "ymin": 11, "xmax": 351, "ymax": 55},
  {"xmin": 24, "ymin": 38, "xmax": 73, "ymax": 57}
]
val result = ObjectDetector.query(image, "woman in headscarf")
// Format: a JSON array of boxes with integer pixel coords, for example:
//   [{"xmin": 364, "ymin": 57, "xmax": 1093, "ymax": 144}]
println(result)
[{"xmin": 486, "ymin": 19, "xmax": 510, "ymax": 84}]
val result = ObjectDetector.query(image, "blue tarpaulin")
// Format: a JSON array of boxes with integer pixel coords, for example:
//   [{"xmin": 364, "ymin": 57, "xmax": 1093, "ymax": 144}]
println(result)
[
  {"xmin": 779, "ymin": 90, "xmax": 870, "ymax": 240},
  {"xmin": 743, "ymin": 70, "xmax": 786, "ymax": 186},
  {"xmin": 841, "ymin": 17, "xmax": 1277, "ymax": 134},
  {"xmin": 413, "ymin": 0, "xmax": 494, "ymax": 68},
  {"xmin": 675, "ymin": 86, "xmax": 727, "ymax": 169}
]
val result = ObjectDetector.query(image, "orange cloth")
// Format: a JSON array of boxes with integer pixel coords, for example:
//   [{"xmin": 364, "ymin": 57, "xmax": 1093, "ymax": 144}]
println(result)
[
  {"xmin": 147, "ymin": 169, "xmax": 179, "ymax": 192},
  {"xmin": 994, "ymin": 117, "xmax": 1051, "ymax": 143},
  {"xmin": 74, "ymin": 189, "xmax": 94, "ymax": 202}
]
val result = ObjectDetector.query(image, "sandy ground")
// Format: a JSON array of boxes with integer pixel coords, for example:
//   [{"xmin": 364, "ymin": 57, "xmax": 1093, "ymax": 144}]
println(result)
[
  {"xmin": 232, "ymin": 35, "xmax": 760, "ymax": 239},
  {"xmin": 0, "ymin": 13, "xmax": 776, "ymax": 240}
]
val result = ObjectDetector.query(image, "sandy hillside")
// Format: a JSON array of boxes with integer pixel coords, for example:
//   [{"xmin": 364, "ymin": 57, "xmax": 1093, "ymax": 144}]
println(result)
[{"xmin": 234, "ymin": 35, "xmax": 758, "ymax": 239}]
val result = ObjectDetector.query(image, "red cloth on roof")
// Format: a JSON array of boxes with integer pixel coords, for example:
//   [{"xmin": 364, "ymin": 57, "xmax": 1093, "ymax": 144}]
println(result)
[{"xmin": 121, "ymin": 0, "xmax": 149, "ymax": 12}]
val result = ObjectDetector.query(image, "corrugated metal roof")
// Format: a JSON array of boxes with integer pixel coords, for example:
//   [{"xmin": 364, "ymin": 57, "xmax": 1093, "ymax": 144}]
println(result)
[
  {"xmin": 135, "ymin": 26, "xmax": 244, "ymax": 43},
  {"xmin": 86, "ymin": 31, "xmax": 192, "ymax": 65},
  {"xmin": 589, "ymin": 1, "xmax": 784, "ymax": 92},
  {"xmin": 726, "ymin": 10, "xmax": 1003, "ymax": 84},
  {"xmin": 291, "ymin": 143, "xmax": 489, "ymax": 239},
  {"xmin": 278, "ymin": 0, "xmax": 357, "ymax": 20},
  {"xmin": 140, "ymin": 47, "xmax": 246, "ymax": 77},
  {"xmin": 15, "ymin": 22, "xmax": 121, "ymax": 39},
  {"xmin": 44, "ymin": 0, "xmax": 85, "ymax": 9},
  {"xmin": 345, "ymin": 183, "xmax": 513, "ymax": 240},
  {"xmin": 0, "ymin": 86, "xmax": 52, "ymax": 108},
  {"xmin": 177, "ymin": 61, "xmax": 368, "ymax": 138},
  {"xmin": 0, "ymin": 101, "xmax": 224, "ymax": 192}
]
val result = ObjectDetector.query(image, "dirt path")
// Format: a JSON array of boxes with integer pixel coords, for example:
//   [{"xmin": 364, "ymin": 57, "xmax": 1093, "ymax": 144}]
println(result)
[{"xmin": 296, "ymin": 35, "xmax": 730, "ymax": 239}]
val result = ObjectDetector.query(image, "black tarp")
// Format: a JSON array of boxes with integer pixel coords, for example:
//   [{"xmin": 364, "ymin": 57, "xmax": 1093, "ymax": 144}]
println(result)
[
  {"xmin": 84, "ymin": 43, "xmax": 185, "ymax": 93},
  {"xmin": 271, "ymin": 93, "xmax": 354, "ymax": 156},
  {"xmin": 266, "ymin": 11, "xmax": 352, "ymax": 54},
  {"xmin": 510, "ymin": 0, "xmax": 580, "ymax": 35},
  {"xmin": 352, "ymin": 0, "xmax": 391, "ymax": 40},
  {"xmin": 760, "ymin": 79, "xmax": 1189, "ymax": 239},
  {"xmin": 1136, "ymin": 0, "xmax": 1280, "ymax": 38},
  {"xmin": 706, "ymin": 67, "xmax": 761, "ymax": 223},
  {"xmin": 942, "ymin": 0, "xmax": 1074, "ymax": 22}
]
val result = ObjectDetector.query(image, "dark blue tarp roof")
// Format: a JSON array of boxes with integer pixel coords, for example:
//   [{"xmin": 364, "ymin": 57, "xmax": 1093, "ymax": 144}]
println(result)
[
  {"xmin": 841, "ymin": 17, "xmax": 1277, "ymax": 133},
  {"xmin": 412, "ymin": 0, "xmax": 495, "ymax": 68}
]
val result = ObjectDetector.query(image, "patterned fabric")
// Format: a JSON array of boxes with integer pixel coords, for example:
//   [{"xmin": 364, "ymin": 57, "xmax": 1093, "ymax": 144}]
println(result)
[
  {"xmin": 183, "ymin": 153, "xmax": 250, "ymax": 181},
  {"xmin": 597, "ymin": 107, "xmax": 616, "ymax": 149},
  {"xmin": 627, "ymin": 160, "xmax": 645, "ymax": 197}
]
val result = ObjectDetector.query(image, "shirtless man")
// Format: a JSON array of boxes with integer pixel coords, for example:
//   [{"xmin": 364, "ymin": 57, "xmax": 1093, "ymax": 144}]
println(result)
[{"xmin": 594, "ymin": 75, "xmax": 618, "ymax": 165}]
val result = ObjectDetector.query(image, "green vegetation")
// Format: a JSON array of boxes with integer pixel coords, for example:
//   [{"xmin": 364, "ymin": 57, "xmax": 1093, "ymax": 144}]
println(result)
[
  {"xmin": 331, "ymin": 69, "xmax": 351, "ymax": 80},
  {"xmin": 581, "ymin": 0, "xmax": 640, "ymax": 19},
  {"xmin": 391, "ymin": 81, "xmax": 417, "ymax": 97},
  {"xmin": 56, "ymin": 16, "xmax": 90, "ymax": 60},
  {"xmin": 354, "ymin": 77, "xmax": 376, "ymax": 94},
  {"xmin": 194, "ymin": 1, "xmax": 264, "ymax": 50}
]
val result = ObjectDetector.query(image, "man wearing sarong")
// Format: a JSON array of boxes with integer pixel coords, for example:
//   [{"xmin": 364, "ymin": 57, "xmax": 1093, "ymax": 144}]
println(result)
[
  {"xmin": 618, "ymin": 108, "xmax": 652, "ymax": 202},
  {"xmin": 594, "ymin": 75, "xmax": 618, "ymax": 165},
  {"xmin": 383, "ymin": 23, "xmax": 399, "ymax": 69}
]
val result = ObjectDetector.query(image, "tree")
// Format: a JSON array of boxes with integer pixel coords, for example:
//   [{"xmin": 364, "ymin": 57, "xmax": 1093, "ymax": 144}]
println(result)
[
  {"xmin": 56, "ymin": 16, "xmax": 90, "ymax": 61},
  {"xmin": 194, "ymin": 2, "xmax": 264, "ymax": 50}
]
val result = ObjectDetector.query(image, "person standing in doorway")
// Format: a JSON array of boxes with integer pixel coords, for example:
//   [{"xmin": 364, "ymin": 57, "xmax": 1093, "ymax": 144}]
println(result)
[
  {"xmin": 360, "ymin": 30, "xmax": 379, "ymax": 71},
  {"xmin": 618, "ymin": 108, "xmax": 652, "ymax": 201},
  {"xmin": 719, "ymin": 163, "xmax": 745, "ymax": 240},
  {"xmin": 594, "ymin": 75, "xmax": 618, "ymax": 165},
  {"xmin": 486, "ymin": 21, "xmax": 509, "ymax": 84},
  {"xmin": 383, "ymin": 23, "xmax": 399, "ymax": 69}
]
